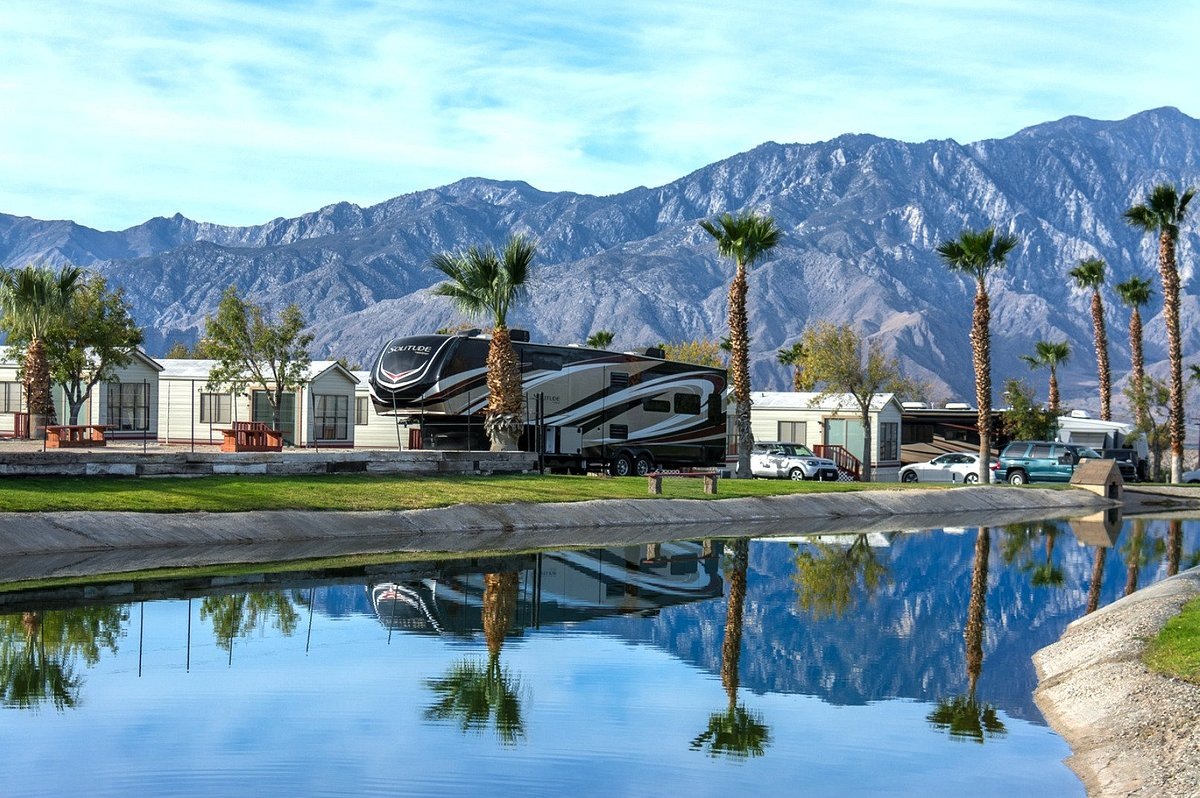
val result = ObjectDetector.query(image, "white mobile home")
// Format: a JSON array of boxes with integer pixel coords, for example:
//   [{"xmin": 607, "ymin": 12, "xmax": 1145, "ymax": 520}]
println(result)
[
  {"xmin": 158, "ymin": 360, "xmax": 359, "ymax": 447},
  {"xmin": 746, "ymin": 391, "xmax": 905, "ymax": 481},
  {"xmin": 352, "ymin": 370, "xmax": 411, "ymax": 448}
]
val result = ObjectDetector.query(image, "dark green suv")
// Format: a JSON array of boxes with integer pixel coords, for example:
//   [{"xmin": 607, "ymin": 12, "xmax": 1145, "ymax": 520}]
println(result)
[{"xmin": 993, "ymin": 441, "xmax": 1103, "ymax": 485}]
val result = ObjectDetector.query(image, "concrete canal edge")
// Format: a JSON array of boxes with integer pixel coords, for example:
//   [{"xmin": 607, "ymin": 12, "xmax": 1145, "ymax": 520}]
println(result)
[{"xmin": 1033, "ymin": 567, "xmax": 1200, "ymax": 798}]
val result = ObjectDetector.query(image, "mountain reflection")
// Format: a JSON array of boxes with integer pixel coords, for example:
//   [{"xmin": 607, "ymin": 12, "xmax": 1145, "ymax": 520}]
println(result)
[{"xmin": 791, "ymin": 533, "xmax": 890, "ymax": 620}]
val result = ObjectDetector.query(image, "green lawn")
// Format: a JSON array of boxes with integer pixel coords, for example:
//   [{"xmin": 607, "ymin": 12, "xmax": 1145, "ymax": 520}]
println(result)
[
  {"xmin": 0, "ymin": 472, "xmax": 939, "ymax": 513},
  {"xmin": 1144, "ymin": 595, "xmax": 1200, "ymax": 684}
]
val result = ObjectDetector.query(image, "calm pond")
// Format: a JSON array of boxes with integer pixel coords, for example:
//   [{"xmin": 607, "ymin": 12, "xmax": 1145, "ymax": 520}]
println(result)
[{"xmin": 3, "ymin": 514, "xmax": 1197, "ymax": 797}]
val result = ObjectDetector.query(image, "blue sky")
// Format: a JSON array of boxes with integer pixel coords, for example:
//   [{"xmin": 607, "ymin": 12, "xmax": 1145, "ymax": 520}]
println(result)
[{"xmin": 4, "ymin": 0, "xmax": 1198, "ymax": 231}]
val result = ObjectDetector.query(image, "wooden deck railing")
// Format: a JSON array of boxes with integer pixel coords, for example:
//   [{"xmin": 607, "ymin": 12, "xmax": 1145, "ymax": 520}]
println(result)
[{"xmin": 813, "ymin": 444, "xmax": 862, "ymax": 481}]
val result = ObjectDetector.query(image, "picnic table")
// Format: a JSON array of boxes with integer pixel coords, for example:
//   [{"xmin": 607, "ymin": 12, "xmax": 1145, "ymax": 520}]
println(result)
[
  {"xmin": 218, "ymin": 421, "xmax": 284, "ymax": 452},
  {"xmin": 43, "ymin": 424, "xmax": 112, "ymax": 448}
]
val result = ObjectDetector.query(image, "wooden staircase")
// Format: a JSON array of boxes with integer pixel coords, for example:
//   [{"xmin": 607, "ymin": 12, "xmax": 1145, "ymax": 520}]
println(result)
[{"xmin": 814, "ymin": 444, "xmax": 862, "ymax": 481}]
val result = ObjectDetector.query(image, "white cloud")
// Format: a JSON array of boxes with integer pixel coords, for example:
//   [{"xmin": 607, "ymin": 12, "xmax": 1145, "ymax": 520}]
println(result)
[{"xmin": 1, "ymin": 0, "xmax": 1198, "ymax": 229}]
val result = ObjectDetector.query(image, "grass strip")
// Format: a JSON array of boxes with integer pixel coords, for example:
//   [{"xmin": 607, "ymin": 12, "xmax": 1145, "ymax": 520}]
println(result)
[
  {"xmin": 1144, "ymin": 595, "xmax": 1200, "ymax": 684},
  {"xmin": 0, "ymin": 472, "xmax": 942, "ymax": 513}
]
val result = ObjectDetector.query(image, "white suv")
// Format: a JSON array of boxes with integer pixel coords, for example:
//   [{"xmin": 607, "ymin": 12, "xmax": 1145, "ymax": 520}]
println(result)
[{"xmin": 750, "ymin": 441, "xmax": 840, "ymax": 481}]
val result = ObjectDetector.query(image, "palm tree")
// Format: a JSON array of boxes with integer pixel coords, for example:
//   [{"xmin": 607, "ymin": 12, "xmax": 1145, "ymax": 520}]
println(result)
[
  {"xmin": 1125, "ymin": 184, "xmax": 1196, "ymax": 483},
  {"xmin": 776, "ymin": 341, "xmax": 811, "ymax": 391},
  {"xmin": 936, "ymin": 226, "xmax": 1019, "ymax": 483},
  {"xmin": 0, "ymin": 264, "xmax": 84, "ymax": 434},
  {"xmin": 700, "ymin": 212, "xmax": 782, "ymax": 478},
  {"xmin": 691, "ymin": 539, "xmax": 769, "ymax": 758},
  {"xmin": 1085, "ymin": 546, "xmax": 1108, "ymax": 615},
  {"xmin": 1115, "ymin": 276, "xmax": 1155, "ymax": 432},
  {"xmin": 429, "ymin": 236, "xmax": 537, "ymax": 451},
  {"xmin": 585, "ymin": 330, "xmax": 614, "ymax": 349},
  {"xmin": 1019, "ymin": 340, "xmax": 1071, "ymax": 415},
  {"xmin": 1069, "ymin": 258, "xmax": 1112, "ymax": 420}
]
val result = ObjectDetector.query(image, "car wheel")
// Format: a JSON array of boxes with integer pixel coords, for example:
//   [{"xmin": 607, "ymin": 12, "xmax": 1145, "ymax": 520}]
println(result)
[
  {"xmin": 634, "ymin": 454, "xmax": 653, "ymax": 477},
  {"xmin": 610, "ymin": 453, "xmax": 635, "ymax": 477},
  {"xmin": 901, "ymin": 471, "xmax": 918, "ymax": 483},
  {"xmin": 1008, "ymin": 470, "xmax": 1027, "ymax": 486},
  {"xmin": 788, "ymin": 467, "xmax": 805, "ymax": 481},
  {"xmin": 964, "ymin": 473, "xmax": 979, "ymax": 484}
]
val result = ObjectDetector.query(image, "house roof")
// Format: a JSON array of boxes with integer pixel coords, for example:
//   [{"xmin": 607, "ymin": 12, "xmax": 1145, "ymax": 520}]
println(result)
[
  {"xmin": 159, "ymin": 359, "xmax": 355, "ymax": 384},
  {"xmin": 748, "ymin": 391, "xmax": 900, "ymax": 413}
]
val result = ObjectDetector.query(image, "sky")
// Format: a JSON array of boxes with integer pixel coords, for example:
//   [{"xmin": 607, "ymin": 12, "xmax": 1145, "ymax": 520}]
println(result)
[{"xmin": 3, "ymin": 0, "xmax": 1199, "ymax": 232}]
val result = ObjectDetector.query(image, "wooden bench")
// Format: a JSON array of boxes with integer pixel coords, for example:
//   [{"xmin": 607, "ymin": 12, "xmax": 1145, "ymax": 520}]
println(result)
[
  {"xmin": 43, "ymin": 424, "xmax": 112, "ymax": 449},
  {"xmin": 217, "ymin": 421, "xmax": 285, "ymax": 452},
  {"xmin": 647, "ymin": 471, "xmax": 719, "ymax": 495}
]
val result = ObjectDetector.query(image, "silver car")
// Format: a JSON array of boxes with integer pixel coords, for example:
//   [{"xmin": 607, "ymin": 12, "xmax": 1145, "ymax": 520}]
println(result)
[
  {"xmin": 899, "ymin": 452, "xmax": 988, "ymax": 484},
  {"xmin": 750, "ymin": 441, "xmax": 840, "ymax": 481}
]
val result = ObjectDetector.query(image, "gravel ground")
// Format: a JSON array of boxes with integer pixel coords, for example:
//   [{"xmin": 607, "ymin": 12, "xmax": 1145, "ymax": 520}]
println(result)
[{"xmin": 1034, "ymin": 567, "xmax": 1200, "ymax": 797}]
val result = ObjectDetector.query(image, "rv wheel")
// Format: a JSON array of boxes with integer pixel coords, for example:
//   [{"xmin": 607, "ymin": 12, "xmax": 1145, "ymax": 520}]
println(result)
[
  {"xmin": 634, "ymin": 454, "xmax": 653, "ymax": 476},
  {"xmin": 610, "ymin": 453, "xmax": 635, "ymax": 477}
]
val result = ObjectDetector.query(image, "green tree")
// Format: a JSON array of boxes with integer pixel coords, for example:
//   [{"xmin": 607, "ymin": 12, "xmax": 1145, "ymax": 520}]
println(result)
[
  {"xmin": 800, "ymin": 322, "xmax": 916, "ymax": 481},
  {"xmin": 700, "ymin": 212, "xmax": 782, "ymax": 478},
  {"xmin": 1115, "ymin": 276, "xmax": 1155, "ymax": 431},
  {"xmin": 31, "ymin": 276, "xmax": 143, "ymax": 425},
  {"xmin": 163, "ymin": 341, "xmax": 192, "ymax": 358},
  {"xmin": 0, "ymin": 263, "xmax": 84, "ymax": 429},
  {"xmin": 661, "ymin": 338, "xmax": 726, "ymax": 368},
  {"xmin": 1069, "ymin": 258, "xmax": 1112, "ymax": 420},
  {"xmin": 200, "ymin": 591, "xmax": 299, "ymax": 653},
  {"xmin": 586, "ymin": 330, "xmax": 615, "ymax": 349},
  {"xmin": 791, "ymin": 534, "xmax": 889, "ymax": 620},
  {"xmin": 201, "ymin": 286, "xmax": 313, "ymax": 434},
  {"xmin": 1124, "ymin": 184, "xmax": 1196, "ymax": 482},
  {"xmin": 936, "ymin": 227, "xmax": 1019, "ymax": 483},
  {"xmin": 429, "ymin": 236, "xmax": 537, "ymax": 452},
  {"xmin": 1019, "ymin": 340, "xmax": 1071, "ymax": 415},
  {"xmin": 1126, "ymin": 375, "xmax": 1172, "ymax": 480},
  {"xmin": 776, "ymin": 340, "xmax": 813, "ymax": 391},
  {"xmin": 1000, "ymin": 378, "xmax": 1058, "ymax": 441}
]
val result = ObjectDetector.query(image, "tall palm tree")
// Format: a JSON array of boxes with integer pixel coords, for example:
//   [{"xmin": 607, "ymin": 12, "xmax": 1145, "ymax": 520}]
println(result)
[
  {"xmin": 1125, "ymin": 184, "xmax": 1196, "ymax": 483},
  {"xmin": 936, "ymin": 226, "xmax": 1019, "ymax": 483},
  {"xmin": 429, "ymin": 236, "xmax": 537, "ymax": 451},
  {"xmin": 700, "ymin": 212, "xmax": 782, "ymax": 478},
  {"xmin": 1115, "ymin": 276, "xmax": 1155, "ymax": 432},
  {"xmin": 585, "ymin": 330, "xmax": 614, "ymax": 349},
  {"xmin": 776, "ymin": 341, "xmax": 811, "ymax": 391},
  {"xmin": 1069, "ymin": 258, "xmax": 1112, "ymax": 420},
  {"xmin": 0, "ymin": 264, "xmax": 84, "ymax": 434},
  {"xmin": 1019, "ymin": 340, "xmax": 1071, "ymax": 415}
]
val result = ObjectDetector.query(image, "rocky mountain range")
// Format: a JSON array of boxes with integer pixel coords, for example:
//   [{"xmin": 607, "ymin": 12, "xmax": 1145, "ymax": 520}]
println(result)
[{"xmin": 2, "ymin": 106, "xmax": 1199, "ymax": 412}]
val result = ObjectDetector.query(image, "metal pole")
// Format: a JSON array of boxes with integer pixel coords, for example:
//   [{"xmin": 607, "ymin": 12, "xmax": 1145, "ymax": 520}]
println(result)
[
  {"xmin": 143, "ymin": 379, "xmax": 148, "ymax": 453},
  {"xmin": 305, "ymin": 587, "xmax": 315, "ymax": 654},
  {"xmin": 138, "ymin": 602, "xmax": 144, "ymax": 678},
  {"xmin": 190, "ymin": 379, "xmax": 196, "ymax": 453},
  {"xmin": 186, "ymin": 598, "xmax": 192, "ymax": 672}
]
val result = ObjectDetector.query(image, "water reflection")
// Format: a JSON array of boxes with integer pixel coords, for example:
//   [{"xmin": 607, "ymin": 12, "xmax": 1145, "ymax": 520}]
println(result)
[
  {"xmin": 200, "ymin": 591, "xmax": 301, "ymax": 653},
  {"xmin": 691, "ymin": 538, "xmax": 770, "ymax": 758},
  {"xmin": 791, "ymin": 533, "xmax": 890, "ymax": 620},
  {"xmin": 928, "ymin": 527, "xmax": 1006, "ymax": 743}
]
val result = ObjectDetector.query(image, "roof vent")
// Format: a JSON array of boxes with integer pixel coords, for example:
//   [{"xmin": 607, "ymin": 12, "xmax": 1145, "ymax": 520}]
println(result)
[
  {"xmin": 509, "ymin": 329, "xmax": 530, "ymax": 342},
  {"xmin": 944, "ymin": 402, "xmax": 972, "ymax": 410},
  {"xmin": 1069, "ymin": 409, "xmax": 1090, "ymax": 419},
  {"xmin": 455, "ymin": 328, "xmax": 482, "ymax": 337},
  {"xmin": 643, "ymin": 346, "xmax": 666, "ymax": 359}
]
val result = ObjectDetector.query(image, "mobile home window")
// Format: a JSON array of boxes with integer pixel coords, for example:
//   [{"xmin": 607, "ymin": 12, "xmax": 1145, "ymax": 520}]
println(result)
[
  {"xmin": 0, "ymin": 381, "xmax": 22, "ymax": 413},
  {"xmin": 355, "ymin": 396, "xmax": 370, "ymax": 426},
  {"xmin": 199, "ymin": 393, "xmax": 232, "ymax": 425},
  {"xmin": 106, "ymin": 382, "xmax": 149, "ymax": 431},
  {"xmin": 673, "ymin": 393, "xmax": 701, "ymax": 415},
  {"xmin": 313, "ymin": 394, "xmax": 349, "ymax": 441},
  {"xmin": 778, "ymin": 420, "xmax": 807, "ymax": 444},
  {"xmin": 879, "ymin": 422, "xmax": 899, "ymax": 462}
]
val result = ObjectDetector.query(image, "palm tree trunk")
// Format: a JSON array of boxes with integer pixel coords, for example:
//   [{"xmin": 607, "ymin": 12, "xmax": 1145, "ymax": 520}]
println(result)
[
  {"xmin": 971, "ymin": 281, "xmax": 992, "ymax": 483},
  {"xmin": 485, "ymin": 328, "xmax": 524, "ymax": 451},
  {"xmin": 1090, "ymin": 290, "xmax": 1111, "ymax": 421},
  {"xmin": 1129, "ymin": 308, "xmax": 1149, "ymax": 430},
  {"xmin": 965, "ymin": 527, "xmax": 989, "ymax": 698},
  {"xmin": 728, "ymin": 264, "xmax": 753, "ymax": 478},
  {"xmin": 721, "ymin": 538, "xmax": 748, "ymax": 706},
  {"xmin": 483, "ymin": 572, "xmax": 519, "ymax": 659},
  {"xmin": 1167, "ymin": 520, "xmax": 1182, "ymax": 577},
  {"xmin": 1048, "ymin": 367, "xmax": 1060, "ymax": 416},
  {"xmin": 24, "ymin": 338, "xmax": 53, "ymax": 436},
  {"xmin": 1085, "ymin": 546, "xmax": 1107, "ymax": 615},
  {"xmin": 1159, "ymin": 231, "xmax": 1184, "ymax": 482}
]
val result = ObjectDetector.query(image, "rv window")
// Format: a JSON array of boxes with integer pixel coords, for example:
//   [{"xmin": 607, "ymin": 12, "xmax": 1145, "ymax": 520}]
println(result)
[
  {"xmin": 609, "ymin": 424, "xmax": 629, "ymax": 440},
  {"xmin": 642, "ymin": 399, "xmax": 671, "ymax": 413},
  {"xmin": 610, "ymin": 372, "xmax": 630, "ymax": 388},
  {"xmin": 527, "ymin": 351, "xmax": 563, "ymax": 372},
  {"xmin": 674, "ymin": 393, "xmax": 701, "ymax": 415}
]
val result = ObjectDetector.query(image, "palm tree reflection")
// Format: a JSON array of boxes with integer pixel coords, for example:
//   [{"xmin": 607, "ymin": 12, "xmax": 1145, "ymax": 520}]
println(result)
[
  {"xmin": 0, "ymin": 606, "xmax": 127, "ymax": 712},
  {"xmin": 928, "ymin": 527, "xmax": 1007, "ymax": 743},
  {"xmin": 425, "ymin": 572, "xmax": 525, "ymax": 745},
  {"xmin": 692, "ymin": 538, "xmax": 769, "ymax": 758},
  {"xmin": 1122, "ymin": 520, "xmax": 1165, "ymax": 597},
  {"xmin": 791, "ymin": 533, "xmax": 889, "ymax": 620}
]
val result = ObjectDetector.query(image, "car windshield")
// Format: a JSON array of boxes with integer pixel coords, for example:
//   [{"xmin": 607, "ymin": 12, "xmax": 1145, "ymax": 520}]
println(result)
[
  {"xmin": 777, "ymin": 444, "xmax": 816, "ymax": 457},
  {"xmin": 1078, "ymin": 447, "xmax": 1103, "ymax": 459}
]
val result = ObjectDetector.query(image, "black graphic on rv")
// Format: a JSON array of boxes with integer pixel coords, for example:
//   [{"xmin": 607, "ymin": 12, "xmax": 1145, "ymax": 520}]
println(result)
[{"xmin": 369, "ymin": 329, "xmax": 727, "ymax": 475}]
